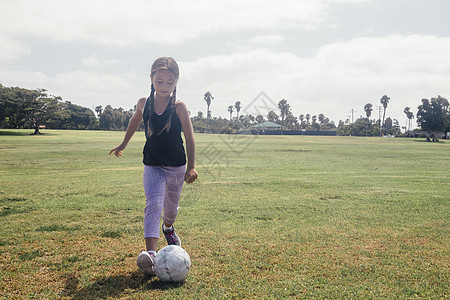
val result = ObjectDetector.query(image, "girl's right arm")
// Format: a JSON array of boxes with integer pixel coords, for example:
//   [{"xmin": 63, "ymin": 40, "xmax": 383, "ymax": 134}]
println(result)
[{"xmin": 109, "ymin": 98, "xmax": 146, "ymax": 157}]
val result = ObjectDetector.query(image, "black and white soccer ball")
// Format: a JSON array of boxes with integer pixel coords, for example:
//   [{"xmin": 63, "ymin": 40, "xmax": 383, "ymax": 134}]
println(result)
[{"xmin": 154, "ymin": 245, "xmax": 191, "ymax": 282}]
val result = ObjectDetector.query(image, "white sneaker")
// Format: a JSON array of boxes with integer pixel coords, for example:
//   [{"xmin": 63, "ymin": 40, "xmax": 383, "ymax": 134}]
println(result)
[{"xmin": 136, "ymin": 251, "xmax": 155, "ymax": 276}]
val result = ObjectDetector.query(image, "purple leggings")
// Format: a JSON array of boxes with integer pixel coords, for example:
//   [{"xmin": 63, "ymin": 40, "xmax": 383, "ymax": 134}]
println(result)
[{"xmin": 143, "ymin": 165, "xmax": 186, "ymax": 238}]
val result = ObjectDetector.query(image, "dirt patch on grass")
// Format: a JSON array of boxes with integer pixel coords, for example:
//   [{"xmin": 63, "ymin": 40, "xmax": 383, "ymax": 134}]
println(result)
[
  {"xmin": 200, "ymin": 181, "xmax": 242, "ymax": 185},
  {"xmin": 89, "ymin": 167, "xmax": 142, "ymax": 171}
]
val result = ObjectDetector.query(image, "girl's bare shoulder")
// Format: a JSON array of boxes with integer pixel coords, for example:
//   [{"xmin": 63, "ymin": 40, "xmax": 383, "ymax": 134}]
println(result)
[
  {"xmin": 136, "ymin": 97, "xmax": 147, "ymax": 113},
  {"xmin": 175, "ymin": 100, "xmax": 188, "ymax": 111},
  {"xmin": 175, "ymin": 100, "xmax": 190, "ymax": 119}
]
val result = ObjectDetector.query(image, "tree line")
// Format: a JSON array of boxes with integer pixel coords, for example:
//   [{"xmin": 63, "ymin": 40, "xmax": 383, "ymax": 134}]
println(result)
[
  {"xmin": 202, "ymin": 92, "xmax": 449, "ymax": 138},
  {"xmin": 200, "ymin": 92, "xmax": 336, "ymax": 134},
  {"xmin": 0, "ymin": 84, "xmax": 145, "ymax": 134},
  {"xmin": 0, "ymin": 84, "xmax": 97, "ymax": 134},
  {"xmin": 336, "ymin": 95, "xmax": 449, "ymax": 138},
  {"xmin": 1, "ymin": 84, "xmax": 448, "ymax": 138}
]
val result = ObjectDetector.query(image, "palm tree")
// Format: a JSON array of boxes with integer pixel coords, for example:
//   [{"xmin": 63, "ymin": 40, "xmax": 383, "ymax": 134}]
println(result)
[
  {"xmin": 380, "ymin": 95, "xmax": 390, "ymax": 127},
  {"xmin": 234, "ymin": 101, "xmax": 241, "ymax": 120},
  {"xmin": 363, "ymin": 103, "xmax": 373, "ymax": 136},
  {"xmin": 364, "ymin": 103, "xmax": 372, "ymax": 119},
  {"xmin": 403, "ymin": 107, "xmax": 410, "ymax": 132},
  {"xmin": 204, "ymin": 92, "xmax": 213, "ymax": 118},
  {"xmin": 404, "ymin": 107, "xmax": 415, "ymax": 132},
  {"xmin": 407, "ymin": 112, "xmax": 414, "ymax": 132},
  {"xmin": 305, "ymin": 114, "xmax": 311, "ymax": 125},
  {"xmin": 255, "ymin": 115, "xmax": 265, "ymax": 124},
  {"xmin": 228, "ymin": 105, "xmax": 234, "ymax": 121},
  {"xmin": 95, "ymin": 105, "xmax": 103, "ymax": 118},
  {"xmin": 204, "ymin": 92, "xmax": 213, "ymax": 133},
  {"xmin": 318, "ymin": 113, "xmax": 325, "ymax": 124},
  {"xmin": 278, "ymin": 99, "xmax": 290, "ymax": 129},
  {"xmin": 267, "ymin": 111, "xmax": 279, "ymax": 123}
]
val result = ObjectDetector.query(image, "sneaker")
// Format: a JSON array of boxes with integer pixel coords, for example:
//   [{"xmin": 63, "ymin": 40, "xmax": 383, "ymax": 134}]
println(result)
[
  {"xmin": 136, "ymin": 251, "xmax": 155, "ymax": 276},
  {"xmin": 162, "ymin": 224, "xmax": 181, "ymax": 246}
]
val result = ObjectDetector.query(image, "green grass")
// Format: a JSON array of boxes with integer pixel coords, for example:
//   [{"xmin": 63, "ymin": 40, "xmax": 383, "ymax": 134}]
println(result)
[{"xmin": 0, "ymin": 129, "xmax": 449, "ymax": 299}]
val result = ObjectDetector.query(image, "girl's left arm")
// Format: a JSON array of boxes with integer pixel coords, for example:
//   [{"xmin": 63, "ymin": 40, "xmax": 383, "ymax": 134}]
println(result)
[{"xmin": 176, "ymin": 101, "xmax": 198, "ymax": 184}]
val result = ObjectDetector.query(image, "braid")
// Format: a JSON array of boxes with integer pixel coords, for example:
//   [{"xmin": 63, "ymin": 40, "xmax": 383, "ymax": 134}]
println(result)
[
  {"xmin": 172, "ymin": 87, "xmax": 177, "ymax": 106},
  {"xmin": 158, "ymin": 87, "xmax": 176, "ymax": 135},
  {"xmin": 147, "ymin": 84, "xmax": 156, "ymax": 137}
]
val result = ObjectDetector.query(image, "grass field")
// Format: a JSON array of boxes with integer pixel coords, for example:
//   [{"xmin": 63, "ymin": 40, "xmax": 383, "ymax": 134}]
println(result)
[{"xmin": 0, "ymin": 129, "xmax": 449, "ymax": 299}]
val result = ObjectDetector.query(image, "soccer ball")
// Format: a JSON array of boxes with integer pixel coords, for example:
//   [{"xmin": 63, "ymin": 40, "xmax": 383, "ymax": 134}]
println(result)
[{"xmin": 154, "ymin": 245, "xmax": 191, "ymax": 282}]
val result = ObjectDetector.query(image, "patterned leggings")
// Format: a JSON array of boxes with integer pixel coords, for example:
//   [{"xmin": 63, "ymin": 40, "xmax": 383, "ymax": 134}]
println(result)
[{"xmin": 143, "ymin": 165, "xmax": 186, "ymax": 238}]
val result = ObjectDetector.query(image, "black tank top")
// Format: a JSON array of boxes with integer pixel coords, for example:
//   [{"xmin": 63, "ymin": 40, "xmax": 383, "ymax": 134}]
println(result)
[{"xmin": 142, "ymin": 98, "xmax": 186, "ymax": 166}]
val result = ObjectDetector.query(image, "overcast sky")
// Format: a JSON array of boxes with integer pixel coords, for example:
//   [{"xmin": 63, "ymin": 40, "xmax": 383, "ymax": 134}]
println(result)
[{"xmin": 1, "ymin": 0, "xmax": 449, "ymax": 127}]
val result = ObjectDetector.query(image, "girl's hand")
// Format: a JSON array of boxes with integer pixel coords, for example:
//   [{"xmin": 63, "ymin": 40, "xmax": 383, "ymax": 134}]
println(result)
[
  {"xmin": 184, "ymin": 167, "xmax": 198, "ymax": 184},
  {"xmin": 109, "ymin": 144, "xmax": 126, "ymax": 157}
]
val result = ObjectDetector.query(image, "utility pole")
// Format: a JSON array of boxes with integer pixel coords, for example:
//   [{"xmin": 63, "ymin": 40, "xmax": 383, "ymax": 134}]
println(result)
[
  {"xmin": 349, "ymin": 109, "xmax": 356, "ymax": 123},
  {"xmin": 376, "ymin": 105, "xmax": 383, "ymax": 136}
]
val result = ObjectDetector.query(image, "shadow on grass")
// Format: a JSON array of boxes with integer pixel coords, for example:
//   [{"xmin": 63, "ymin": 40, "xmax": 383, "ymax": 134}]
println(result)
[
  {"xmin": 63, "ymin": 271, "xmax": 185, "ymax": 299},
  {"xmin": 412, "ymin": 139, "xmax": 447, "ymax": 144},
  {"xmin": 0, "ymin": 130, "xmax": 56, "ymax": 136},
  {"xmin": 0, "ymin": 130, "xmax": 33, "ymax": 136}
]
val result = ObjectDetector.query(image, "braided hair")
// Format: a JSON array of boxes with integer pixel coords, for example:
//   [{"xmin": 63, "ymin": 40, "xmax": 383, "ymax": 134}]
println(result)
[{"xmin": 146, "ymin": 57, "xmax": 179, "ymax": 138}]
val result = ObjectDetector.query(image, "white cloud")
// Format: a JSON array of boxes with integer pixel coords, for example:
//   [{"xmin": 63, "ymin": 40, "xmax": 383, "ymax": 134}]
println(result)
[
  {"xmin": 0, "ymin": 0, "xmax": 367, "ymax": 46},
  {"xmin": 1, "ymin": 0, "xmax": 447, "ymax": 129},
  {"xmin": 0, "ymin": 35, "xmax": 29, "ymax": 62},
  {"xmin": 247, "ymin": 35, "xmax": 285, "ymax": 46},
  {"xmin": 2, "ymin": 33, "xmax": 448, "ymax": 124},
  {"xmin": 0, "ymin": 70, "xmax": 48, "ymax": 88},
  {"xmin": 179, "ymin": 34, "xmax": 450, "ymax": 123},
  {"xmin": 1, "ymin": 32, "xmax": 447, "ymax": 127},
  {"xmin": 82, "ymin": 54, "xmax": 117, "ymax": 69},
  {"xmin": 0, "ymin": 68, "xmax": 149, "ymax": 110}
]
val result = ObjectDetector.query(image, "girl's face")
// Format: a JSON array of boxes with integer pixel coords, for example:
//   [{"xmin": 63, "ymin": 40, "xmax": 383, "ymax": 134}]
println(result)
[{"xmin": 151, "ymin": 69, "xmax": 178, "ymax": 99}]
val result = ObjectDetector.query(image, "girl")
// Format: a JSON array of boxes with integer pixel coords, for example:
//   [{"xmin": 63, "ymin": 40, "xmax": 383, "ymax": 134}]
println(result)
[{"xmin": 110, "ymin": 57, "xmax": 197, "ymax": 276}]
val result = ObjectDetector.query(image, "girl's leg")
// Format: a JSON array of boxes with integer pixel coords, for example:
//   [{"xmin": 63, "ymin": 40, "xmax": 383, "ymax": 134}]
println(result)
[
  {"xmin": 143, "ymin": 165, "xmax": 166, "ymax": 252},
  {"xmin": 145, "ymin": 237, "xmax": 158, "ymax": 252},
  {"xmin": 162, "ymin": 165, "xmax": 186, "ymax": 227}
]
